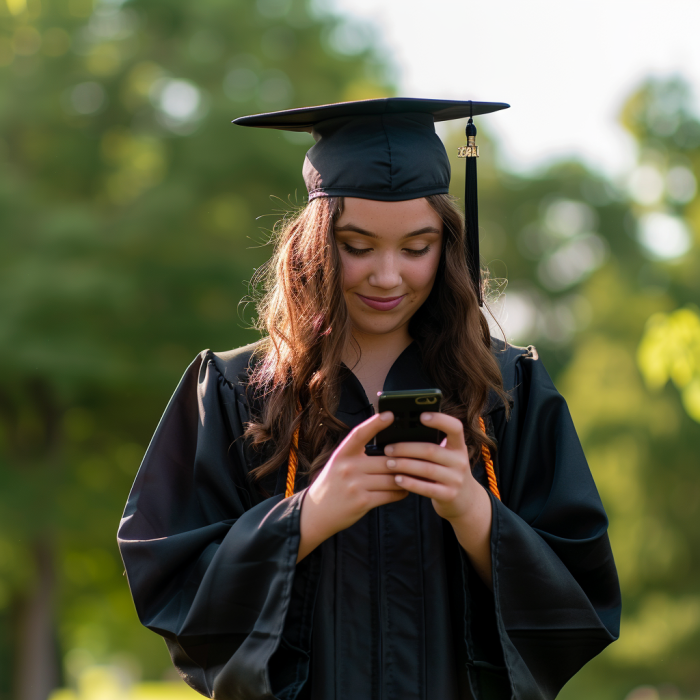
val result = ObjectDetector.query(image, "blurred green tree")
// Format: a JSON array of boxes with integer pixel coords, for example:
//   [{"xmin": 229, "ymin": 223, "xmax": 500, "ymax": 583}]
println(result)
[
  {"xmin": 0, "ymin": 0, "xmax": 393, "ymax": 696},
  {"xmin": 447, "ymin": 76, "xmax": 700, "ymax": 699},
  {"xmin": 557, "ymin": 77, "xmax": 700, "ymax": 700}
]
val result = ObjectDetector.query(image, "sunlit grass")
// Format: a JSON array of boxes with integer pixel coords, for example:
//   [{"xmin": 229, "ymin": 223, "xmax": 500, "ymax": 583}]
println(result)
[{"xmin": 49, "ymin": 667, "xmax": 201, "ymax": 700}]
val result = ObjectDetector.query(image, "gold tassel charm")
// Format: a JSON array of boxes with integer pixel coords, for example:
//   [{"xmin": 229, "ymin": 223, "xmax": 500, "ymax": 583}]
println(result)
[{"xmin": 457, "ymin": 132, "xmax": 479, "ymax": 159}]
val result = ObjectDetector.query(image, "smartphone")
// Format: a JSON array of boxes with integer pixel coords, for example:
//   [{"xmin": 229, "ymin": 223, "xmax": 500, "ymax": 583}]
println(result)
[{"xmin": 365, "ymin": 388, "xmax": 443, "ymax": 456}]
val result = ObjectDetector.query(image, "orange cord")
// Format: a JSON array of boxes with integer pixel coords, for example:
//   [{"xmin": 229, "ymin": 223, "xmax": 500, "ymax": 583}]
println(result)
[
  {"xmin": 478, "ymin": 416, "xmax": 501, "ymax": 500},
  {"xmin": 285, "ymin": 424, "xmax": 300, "ymax": 498},
  {"xmin": 284, "ymin": 416, "xmax": 500, "ymax": 500}
]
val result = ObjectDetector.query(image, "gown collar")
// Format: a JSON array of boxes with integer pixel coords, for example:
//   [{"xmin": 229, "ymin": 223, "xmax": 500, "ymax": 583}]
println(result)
[
  {"xmin": 336, "ymin": 339, "xmax": 512, "ymax": 420},
  {"xmin": 336, "ymin": 340, "xmax": 435, "ymax": 418}
]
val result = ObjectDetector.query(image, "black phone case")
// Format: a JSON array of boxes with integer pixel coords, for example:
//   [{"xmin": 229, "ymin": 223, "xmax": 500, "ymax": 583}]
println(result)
[{"xmin": 365, "ymin": 389, "xmax": 443, "ymax": 456}]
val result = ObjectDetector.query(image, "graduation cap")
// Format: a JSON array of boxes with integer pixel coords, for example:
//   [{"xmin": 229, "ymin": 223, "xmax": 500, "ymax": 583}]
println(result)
[{"xmin": 233, "ymin": 97, "xmax": 509, "ymax": 306}]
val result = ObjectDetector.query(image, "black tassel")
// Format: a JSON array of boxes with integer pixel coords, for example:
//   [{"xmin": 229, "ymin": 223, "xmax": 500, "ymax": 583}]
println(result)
[{"xmin": 463, "ymin": 117, "xmax": 482, "ymax": 306}]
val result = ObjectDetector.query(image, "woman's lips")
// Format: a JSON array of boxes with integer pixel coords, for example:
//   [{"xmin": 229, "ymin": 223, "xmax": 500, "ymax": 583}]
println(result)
[{"xmin": 356, "ymin": 293, "xmax": 405, "ymax": 311}]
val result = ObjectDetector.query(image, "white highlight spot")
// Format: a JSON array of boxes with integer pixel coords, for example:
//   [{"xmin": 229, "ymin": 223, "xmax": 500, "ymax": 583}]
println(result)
[
  {"xmin": 637, "ymin": 212, "xmax": 692, "ymax": 260},
  {"xmin": 628, "ymin": 165, "xmax": 665, "ymax": 206},
  {"xmin": 544, "ymin": 199, "xmax": 597, "ymax": 239},
  {"xmin": 151, "ymin": 78, "xmax": 208, "ymax": 134},
  {"xmin": 666, "ymin": 166, "xmax": 697, "ymax": 204},
  {"xmin": 158, "ymin": 80, "xmax": 200, "ymax": 120},
  {"xmin": 538, "ymin": 234, "xmax": 608, "ymax": 291}
]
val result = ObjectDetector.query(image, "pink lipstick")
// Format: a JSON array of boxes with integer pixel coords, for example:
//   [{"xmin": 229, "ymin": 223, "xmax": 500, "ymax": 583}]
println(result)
[{"xmin": 356, "ymin": 294, "xmax": 405, "ymax": 311}]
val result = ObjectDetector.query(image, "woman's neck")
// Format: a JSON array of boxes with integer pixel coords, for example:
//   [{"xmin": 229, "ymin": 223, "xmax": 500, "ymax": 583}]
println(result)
[{"xmin": 341, "ymin": 328, "xmax": 414, "ymax": 410}]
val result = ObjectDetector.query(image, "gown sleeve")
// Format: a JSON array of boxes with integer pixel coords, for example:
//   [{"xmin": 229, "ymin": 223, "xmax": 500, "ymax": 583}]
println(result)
[
  {"xmin": 457, "ymin": 343, "xmax": 621, "ymax": 700},
  {"xmin": 117, "ymin": 349, "xmax": 318, "ymax": 700}
]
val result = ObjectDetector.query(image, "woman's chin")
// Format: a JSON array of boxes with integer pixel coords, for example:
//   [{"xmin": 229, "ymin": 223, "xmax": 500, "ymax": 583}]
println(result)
[{"xmin": 349, "ymin": 315, "xmax": 410, "ymax": 337}]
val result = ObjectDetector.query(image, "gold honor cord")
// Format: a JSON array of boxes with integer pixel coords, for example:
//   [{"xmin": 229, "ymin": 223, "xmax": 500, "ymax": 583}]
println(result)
[
  {"xmin": 284, "ymin": 426, "xmax": 300, "ymax": 499},
  {"xmin": 285, "ymin": 417, "xmax": 501, "ymax": 501},
  {"xmin": 478, "ymin": 416, "xmax": 501, "ymax": 501}
]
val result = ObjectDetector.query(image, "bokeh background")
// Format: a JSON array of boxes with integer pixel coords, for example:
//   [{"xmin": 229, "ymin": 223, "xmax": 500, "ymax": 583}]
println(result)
[{"xmin": 1, "ymin": 0, "xmax": 699, "ymax": 698}]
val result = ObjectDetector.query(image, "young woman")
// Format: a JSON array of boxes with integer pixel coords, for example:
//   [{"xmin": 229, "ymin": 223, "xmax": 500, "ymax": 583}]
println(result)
[{"xmin": 118, "ymin": 99, "xmax": 621, "ymax": 700}]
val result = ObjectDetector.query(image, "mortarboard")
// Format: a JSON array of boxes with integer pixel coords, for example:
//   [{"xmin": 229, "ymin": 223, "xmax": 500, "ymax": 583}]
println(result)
[{"xmin": 233, "ymin": 97, "xmax": 509, "ymax": 306}]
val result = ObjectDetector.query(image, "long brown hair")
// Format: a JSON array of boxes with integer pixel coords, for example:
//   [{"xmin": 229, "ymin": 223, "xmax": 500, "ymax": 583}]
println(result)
[{"xmin": 244, "ymin": 194, "xmax": 511, "ymax": 493}]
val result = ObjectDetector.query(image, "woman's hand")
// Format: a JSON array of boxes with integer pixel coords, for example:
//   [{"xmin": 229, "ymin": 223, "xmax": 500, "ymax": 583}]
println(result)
[
  {"xmin": 297, "ymin": 411, "xmax": 408, "ymax": 562},
  {"xmin": 383, "ymin": 412, "xmax": 494, "ymax": 587},
  {"xmin": 383, "ymin": 412, "xmax": 480, "ymax": 521}
]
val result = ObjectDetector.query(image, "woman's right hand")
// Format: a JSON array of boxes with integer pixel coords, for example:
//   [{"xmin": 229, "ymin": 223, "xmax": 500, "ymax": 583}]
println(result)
[{"xmin": 296, "ymin": 411, "xmax": 407, "ymax": 562}]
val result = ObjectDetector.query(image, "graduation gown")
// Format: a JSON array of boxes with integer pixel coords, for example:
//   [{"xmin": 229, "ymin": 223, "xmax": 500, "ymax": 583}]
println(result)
[{"xmin": 117, "ymin": 338, "xmax": 621, "ymax": 700}]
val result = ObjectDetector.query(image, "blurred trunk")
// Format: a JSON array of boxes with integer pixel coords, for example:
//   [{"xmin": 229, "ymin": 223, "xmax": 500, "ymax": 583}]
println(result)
[
  {"xmin": 11, "ymin": 379, "xmax": 62, "ymax": 700},
  {"xmin": 13, "ymin": 539, "xmax": 59, "ymax": 700}
]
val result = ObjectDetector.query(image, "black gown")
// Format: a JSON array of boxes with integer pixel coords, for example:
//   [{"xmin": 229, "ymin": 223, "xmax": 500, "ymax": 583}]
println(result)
[{"xmin": 117, "ymin": 338, "xmax": 621, "ymax": 700}]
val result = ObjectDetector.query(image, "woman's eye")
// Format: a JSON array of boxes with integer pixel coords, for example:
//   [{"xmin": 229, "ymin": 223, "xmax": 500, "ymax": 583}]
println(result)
[
  {"xmin": 341, "ymin": 243, "xmax": 431, "ymax": 257},
  {"xmin": 405, "ymin": 246, "xmax": 431, "ymax": 257},
  {"xmin": 342, "ymin": 243, "xmax": 372, "ymax": 256}
]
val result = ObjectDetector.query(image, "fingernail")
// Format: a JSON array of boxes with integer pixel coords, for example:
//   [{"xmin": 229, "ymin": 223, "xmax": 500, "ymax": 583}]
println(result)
[
  {"xmin": 422, "ymin": 413, "xmax": 432, "ymax": 421},
  {"xmin": 387, "ymin": 459, "xmax": 396, "ymax": 468},
  {"xmin": 380, "ymin": 411, "xmax": 393, "ymax": 421},
  {"xmin": 385, "ymin": 445, "xmax": 394, "ymax": 455},
  {"xmin": 395, "ymin": 475, "xmax": 403, "ymax": 483}
]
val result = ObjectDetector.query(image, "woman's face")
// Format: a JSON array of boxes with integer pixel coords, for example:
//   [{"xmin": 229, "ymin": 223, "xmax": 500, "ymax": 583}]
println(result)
[{"xmin": 334, "ymin": 197, "xmax": 443, "ymax": 338}]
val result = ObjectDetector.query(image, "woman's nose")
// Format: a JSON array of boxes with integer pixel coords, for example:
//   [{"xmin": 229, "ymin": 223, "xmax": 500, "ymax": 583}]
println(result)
[{"xmin": 368, "ymin": 252, "xmax": 402, "ymax": 289}]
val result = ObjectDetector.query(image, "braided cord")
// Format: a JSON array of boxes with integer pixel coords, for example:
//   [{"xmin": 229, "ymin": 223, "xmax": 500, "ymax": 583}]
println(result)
[
  {"xmin": 285, "ymin": 424, "xmax": 300, "ymax": 499},
  {"xmin": 284, "ymin": 416, "xmax": 500, "ymax": 500},
  {"xmin": 478, "ymin": 416, "xmax": 501, "ymax": 500}
]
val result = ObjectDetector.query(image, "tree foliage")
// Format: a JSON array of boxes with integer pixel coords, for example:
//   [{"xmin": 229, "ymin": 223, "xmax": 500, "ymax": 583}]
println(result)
[{"xmin": 451, "ymin": 76, "xmax": 700, "ymax": 699}]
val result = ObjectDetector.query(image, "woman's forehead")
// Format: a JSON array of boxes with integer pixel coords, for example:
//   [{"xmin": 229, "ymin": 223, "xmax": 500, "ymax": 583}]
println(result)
[{"xmin": 335, "ymin": 197, "xmax": 442, "ymax": 236}]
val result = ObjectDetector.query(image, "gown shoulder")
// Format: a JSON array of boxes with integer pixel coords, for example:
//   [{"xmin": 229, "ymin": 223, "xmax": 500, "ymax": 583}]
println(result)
[
  {"xmin": 204, "ymin": 339, "xmax": 267, "ymax": 389},
  {"xmin": 489, "ymin": 335, "xmax": 539, "ymax": 391},
  {"xmin": 470, "ymin": 336, "xmax": 622, "ymax": 699},
  {"xmin": 118, "ymin": 339, "xmax": 312, "ymax": 699}
]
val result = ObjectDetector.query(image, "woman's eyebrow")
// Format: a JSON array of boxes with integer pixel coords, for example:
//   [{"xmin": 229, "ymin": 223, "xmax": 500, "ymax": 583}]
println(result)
[{"xmin": 334, "ymin": 224, "xmax": 441, "ymax": 239}]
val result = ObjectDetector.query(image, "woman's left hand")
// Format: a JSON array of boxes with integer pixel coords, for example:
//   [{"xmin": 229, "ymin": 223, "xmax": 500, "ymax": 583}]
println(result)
[{"xmin": 383, "ymin": 411, "xmax": 481, "ymax": 523}]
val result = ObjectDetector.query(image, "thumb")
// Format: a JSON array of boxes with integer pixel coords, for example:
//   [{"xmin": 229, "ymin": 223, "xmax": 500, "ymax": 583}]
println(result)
[{"xmin": 339, "ymin": 411, "xmax": 394, "ymax": 455}]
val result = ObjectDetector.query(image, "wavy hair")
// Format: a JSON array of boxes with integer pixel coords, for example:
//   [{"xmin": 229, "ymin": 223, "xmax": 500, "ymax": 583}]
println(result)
[{"xmin": 244, "ymin": 194, "xmax": 511, "ymax": 494}]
